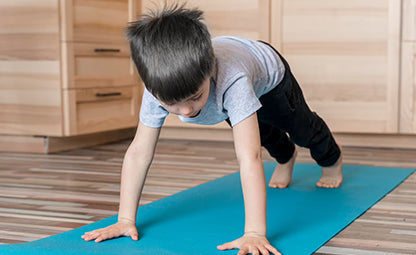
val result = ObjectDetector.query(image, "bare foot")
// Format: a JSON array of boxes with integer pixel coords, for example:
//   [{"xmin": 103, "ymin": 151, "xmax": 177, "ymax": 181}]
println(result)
[
  {"xmin": 268, "ymin": 149, "xmax": 297, "ymax": 189},
  {"xmin": 316, "ymin": 148, "xmax": 343, "ymax": 188}
]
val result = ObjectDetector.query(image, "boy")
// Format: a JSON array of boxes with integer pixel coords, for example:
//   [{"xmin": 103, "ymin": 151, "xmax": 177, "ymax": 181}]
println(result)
[{"xmin": 82, "ymin": 4, "xmax": 342, "ymax": 255}]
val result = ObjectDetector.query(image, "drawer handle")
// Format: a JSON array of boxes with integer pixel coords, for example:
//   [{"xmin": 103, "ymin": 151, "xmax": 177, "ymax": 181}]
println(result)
[
  {"xmin": 94, "ymin": 48, "xmax": 121, "ymax": 53},
  {"xmin": 95, "ymin": 92, "xmax": 122, "ymax": 97}
]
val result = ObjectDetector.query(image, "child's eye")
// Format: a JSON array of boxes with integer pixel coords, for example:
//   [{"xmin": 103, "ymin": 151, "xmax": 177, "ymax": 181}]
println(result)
[
  {"xmin": 190, "ymin": 94, "xmax": 202, "ymax": 101},
  {"xmin": 163, "ymin": 101, "xmax": 176, "ymax": 107}
]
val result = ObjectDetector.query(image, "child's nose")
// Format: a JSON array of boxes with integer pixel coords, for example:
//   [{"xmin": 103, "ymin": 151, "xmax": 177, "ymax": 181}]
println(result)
[{"xmin": 180, "ymin": 106, "xmax": 194, "ymax": 117}]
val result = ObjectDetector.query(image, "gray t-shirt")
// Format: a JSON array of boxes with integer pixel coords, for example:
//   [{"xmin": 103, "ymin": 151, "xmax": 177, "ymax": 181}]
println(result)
[{"xmin": 139, "ymin": 36, "xmax": 285, "ymax": 128}]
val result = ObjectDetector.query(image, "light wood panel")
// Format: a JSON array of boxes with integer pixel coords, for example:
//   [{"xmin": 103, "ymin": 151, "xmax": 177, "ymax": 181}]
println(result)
[
  {"xmin": 61, "ymin": 0, "xmax": 130, "ymax": 43},
  {"xmin": 400, "ymin": 42, "xmax": 416, "ymax": 133},
  {"xmin": 63, "ymin": 86, "xmax": 139, "ymax": 135},
  {"xmin": 0, "ymin": 105, "xmax": 62, "ymax": 136},
  {"xmin": 61, "ymin": 42, "xmax": 136, "ymax": 89},
  {"xmin": 0, "ymin": 0, "xmax": 62, "ymax": 136},
  {"xmin": 403, "ymin": 0, "xmax": 416, "ymax": 41},
  {"xmin": 400, "ymin": 2, "xmax": 416, "ymax": 134},
  {"xmin": 0, "ymin": 0, "xmax": 141, "ymax": 138},
  {"xmin": 0, "ymin": 135, "xmax": 46, "ymax": 154},
  {"xmin": 140, "ymin": 0, "xmax": 270, "ymax": 40},
  {"xmin": 0, "ymin": 139, "xmax": 415, "ymax": 255},
  {"xmin": 271, "ymin": 0, "xmax": 401, "ymax": 133}
]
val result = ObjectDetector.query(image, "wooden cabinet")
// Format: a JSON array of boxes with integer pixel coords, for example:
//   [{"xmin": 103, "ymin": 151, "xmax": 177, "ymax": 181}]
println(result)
[
  {"xmin": 0, "ymin": 0, "xmax": 141, "ymax": 137},
  {"xmin": 271, "ymin": 0, "xmax": 401, "ymax": 133},
  {"xmin": 61, "ymin": 0, "xmax": 140, "ymax": 135}
]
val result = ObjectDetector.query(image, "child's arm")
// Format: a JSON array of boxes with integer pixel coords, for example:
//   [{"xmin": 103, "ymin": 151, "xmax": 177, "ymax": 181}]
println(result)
[
  {"xmin": 217, "ymin": 113, "xmax": 281, "ymax": 255},
  {"xmin": 82, "ymin": 122, "xmax": 161, "ymax": 242}
]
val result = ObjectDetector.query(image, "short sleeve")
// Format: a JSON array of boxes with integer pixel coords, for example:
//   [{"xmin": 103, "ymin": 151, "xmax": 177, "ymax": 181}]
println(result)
[
  {"xmin": 223, "ymin": 75, "xmax": 262, "ymax": 126},
  {"xmin": 139, "ymin": 88, "xmax": 169, "ymax": 128}
]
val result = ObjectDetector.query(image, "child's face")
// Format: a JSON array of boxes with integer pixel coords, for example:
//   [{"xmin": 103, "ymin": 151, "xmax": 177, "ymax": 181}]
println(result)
[{"xmin": 160, "ymin": 78, "xmax": 210, "ymax": 118}]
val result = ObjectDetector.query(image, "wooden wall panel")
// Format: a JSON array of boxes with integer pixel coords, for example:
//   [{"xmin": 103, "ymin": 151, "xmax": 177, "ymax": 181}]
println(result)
[
  {"xmin": 403, "ymin": 0, "xmax": 416, "ymax": 41},
  {"xmin": 272, "ymin": 0, "xmax": 401, "ymax": 133},
  {"xmin": 141, "ymin": 0, "xmax": 269, "ymax": 41},
  {"xmin": 400, "ymin": 43, "xmax": 416, "ymax": 133},
  {"xmin": 0, "ymin": 0, "xmax": 62, "ymax": 136}
]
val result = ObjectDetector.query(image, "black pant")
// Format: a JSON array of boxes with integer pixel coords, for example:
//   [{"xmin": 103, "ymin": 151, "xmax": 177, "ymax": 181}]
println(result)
[{"xmin": 257, "ymin": 42, "xmax": 340, "ymax": 167}]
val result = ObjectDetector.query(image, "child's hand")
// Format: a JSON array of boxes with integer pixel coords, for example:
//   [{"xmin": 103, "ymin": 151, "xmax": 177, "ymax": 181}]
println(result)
[
  {"xmin": 217, "ymin": 232, "xmax": 281, "ymax": 255},
  {"xmin": 81, "ymin": 220, "xmax": 138, "ymax": 243}
]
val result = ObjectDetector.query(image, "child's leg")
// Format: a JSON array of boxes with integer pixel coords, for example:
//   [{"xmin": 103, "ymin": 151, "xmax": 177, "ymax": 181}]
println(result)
[
  {"xmin": 257, "ymin": 53, "xmax": 342, "ymax": 188},
  {"xmin": 316, "ymin": 145, "xmax": 343, "ymax": 188},
  {"xmin": 290, "ymin": 111, "xmax": 343, "ymax": 188},
  {"xmin": 258, "ymin": 122, "xmax": 297, "ymax": 188},
  {"xmin": 269, "ymin": 149, "xmax": 297, "ymax": 189},
  {"xmin": 271, "ymin": 74, "xmax": 342, "ymax": 188}
]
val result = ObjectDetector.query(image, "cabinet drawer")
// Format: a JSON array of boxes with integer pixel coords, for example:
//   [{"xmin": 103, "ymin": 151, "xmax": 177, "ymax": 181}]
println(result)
[
  {"xmin": 63, "ymin": 42, "xmax": 137, "ymax": 89},
  {"xmin": 62, "ymin": 0, "xmax": 130, "ymax": 43},
  {"xmin": 63, "ymin": 86, "xmax": 140, "ymax": 135},
  {"xmin": 403, "ymin": 0, "xmax": 416, "ymax": 41}
]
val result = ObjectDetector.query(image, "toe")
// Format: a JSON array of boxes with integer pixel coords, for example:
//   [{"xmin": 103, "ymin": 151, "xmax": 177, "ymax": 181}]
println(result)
[{"xmin": 269, "ymin": 182, "xmax": 289, "ymax": 189}]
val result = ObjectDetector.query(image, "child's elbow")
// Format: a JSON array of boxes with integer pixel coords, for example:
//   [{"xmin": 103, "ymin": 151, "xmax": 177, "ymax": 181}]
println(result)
[
  {"xmin": 237, "ymin": 149, "xmax": 262, "ymax": 166},
  {"xmin": 125, "ymin": 143, "xmax": 154, "ymax": 163}
]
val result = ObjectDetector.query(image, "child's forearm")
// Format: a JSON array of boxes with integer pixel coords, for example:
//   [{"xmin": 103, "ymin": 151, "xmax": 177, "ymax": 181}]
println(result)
[
  {"xmin": 240, "ymin": 158, "xmax": 267, "ymax": 236},
  {"xmin": 117, "ymin": 123, "xmax": 160, "ymax": 224},
  {"xmin": 231, "ymin": 113, "xmax": 268, "ymax": 236},
  {"xmin": 117, "ymin": 148, "xmax": 152, "ymax": 223}
]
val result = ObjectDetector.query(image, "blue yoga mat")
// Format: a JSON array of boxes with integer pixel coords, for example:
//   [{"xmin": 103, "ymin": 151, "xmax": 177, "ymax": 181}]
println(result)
[{"xmin": 0, "ymin": 163, "xmax": 414, "ymax": 255}]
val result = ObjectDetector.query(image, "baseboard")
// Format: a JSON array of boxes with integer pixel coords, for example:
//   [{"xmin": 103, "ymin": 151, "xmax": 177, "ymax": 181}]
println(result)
[
  {"xmin": 3, "ymin": 127, "xmax": 416, "ymax": 154},
  {"xmin": 0, "ymin": 135, "xmax": 47, "ymax": 153},
  {"xmin": 0, "ymin": 128, "xmax": 136, "ymax": 154},
  {"xmin": 333, "ymin": 133, "xmax": 416, "ymax": 149},
  {"xmin": 159, "ymin": 127, "xmax": 416, "ymax": 150}
]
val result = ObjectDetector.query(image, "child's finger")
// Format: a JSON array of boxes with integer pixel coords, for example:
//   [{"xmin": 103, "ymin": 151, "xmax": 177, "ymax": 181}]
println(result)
[
  {"xmin": 96, "ymin": 228, "xmax": 123, "ymax": 242},
  {"xmin": 237, "ymin": 248, "xmax": 249, "ymax": 255},
  {"xmin": 251, "ymin": 249, "xmax": 260, "ymax": 255},
  {"xmin": 82, "ymin": 231, "xmax": 93, "ymax": 240},
  {"xmin": 217, "ymin": 240, "xmax": 237, "ymax": 250},
  {"xmin": 259, "ymin": 246, "xmax": 270, "ymax": 255},
  {"xmin": 128, "ymin": 228, "xmax": 139, "ymax": 240},
  {"xmin": 85, "ymin": 231, "xmax": 101, "ymax": 241},
  {"xmin": 82, "ymin": 230, "xmax": 99, "ymax": 239},
  {"xmin": 265, "ymin": 244, "xmax": 280, "ymax": 255}
]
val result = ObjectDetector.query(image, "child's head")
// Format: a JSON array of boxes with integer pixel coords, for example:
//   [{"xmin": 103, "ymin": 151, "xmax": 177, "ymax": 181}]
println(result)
[{"xmin": 126, "ymin": 4, "xmax": 215, "ymax": 105}]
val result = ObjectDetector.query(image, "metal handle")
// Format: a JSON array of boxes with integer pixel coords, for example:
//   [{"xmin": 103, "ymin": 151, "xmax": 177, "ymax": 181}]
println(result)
[
  {"xmin": 95, "ymin": 92, "xmax": 122, "ymax": 97},
  {"xmin": 94, "ymin": 48, "xmax": 121, "ymax": 53}
]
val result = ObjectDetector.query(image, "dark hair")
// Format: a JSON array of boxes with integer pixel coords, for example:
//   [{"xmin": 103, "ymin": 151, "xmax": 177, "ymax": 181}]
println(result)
[{"xmin": 126, "ymin": 3, "xmax": 214, "ymax": 103}]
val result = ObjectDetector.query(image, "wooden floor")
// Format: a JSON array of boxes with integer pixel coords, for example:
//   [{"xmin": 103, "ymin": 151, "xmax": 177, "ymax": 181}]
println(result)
[{"xmin": 0, "ymin": 138, "xmax": 415, "ymax": 254}]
